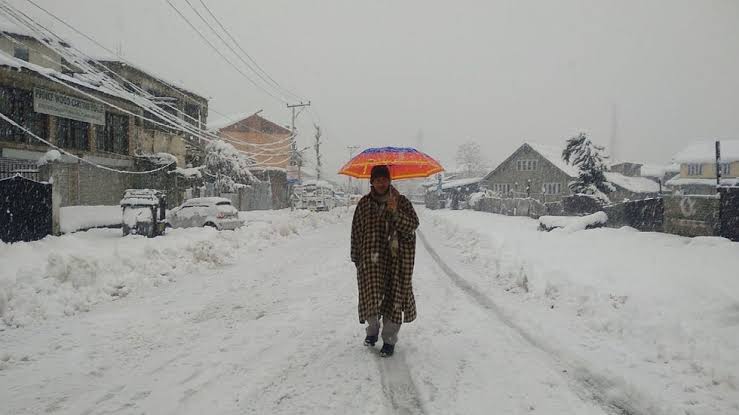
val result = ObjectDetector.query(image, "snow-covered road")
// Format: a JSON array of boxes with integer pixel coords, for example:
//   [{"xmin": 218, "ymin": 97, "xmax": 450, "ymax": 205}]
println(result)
[{"xmin": 2, "ymin": 209, "xmax": 609, "ymax": 415}]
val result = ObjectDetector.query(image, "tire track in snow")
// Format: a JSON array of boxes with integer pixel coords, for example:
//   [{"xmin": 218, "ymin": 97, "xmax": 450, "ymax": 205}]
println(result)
[{"xmin": 418, "ymin": 229, "xmax": 650, "ymax": 415}]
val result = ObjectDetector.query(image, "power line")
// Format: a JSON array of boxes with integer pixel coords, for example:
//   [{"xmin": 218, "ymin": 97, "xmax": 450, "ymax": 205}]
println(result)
[
  {"xmin": 7, "ymin": 0, "xmax": 303, "ymax": 165},
  {"xmin": 163, "ymin": 0, "xmax": 287, "ymax": 104},
  {"xmin": 183, "ymin": 0, "xmax": 296, "ymax": 103},
  {"xmin": 21, "ymin": 0, "xmax": 286, "ymax": 139},
  {"xmin": 196, "ymin": 0, "xmax": 303, "ymax": 102},
  {"xmin": 3, "ymin": 2, "xmax": 294, "ymax": 157}
]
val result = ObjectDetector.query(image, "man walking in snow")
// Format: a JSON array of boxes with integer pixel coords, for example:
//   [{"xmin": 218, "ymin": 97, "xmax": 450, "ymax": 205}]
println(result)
[{"xmin": 351, "ymin": 165, "xmax": 419, "ymax": 357}]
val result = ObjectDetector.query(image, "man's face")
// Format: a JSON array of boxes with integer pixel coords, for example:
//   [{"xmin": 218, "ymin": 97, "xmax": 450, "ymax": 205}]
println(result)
[{"xmin": 371, "ymin": 176, "xmax": 390, "ymax": 195}]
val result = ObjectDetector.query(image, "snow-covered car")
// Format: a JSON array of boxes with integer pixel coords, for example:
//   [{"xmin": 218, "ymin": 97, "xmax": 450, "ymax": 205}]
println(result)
[
  {"xmin": 334, "ymin": 191, "xmax": 349, "ymax": 207},
  {"xmin": 293, "ymin": 180, "xmax": 337, "ymax": 211},
  {"xmin": 166, "ymin": 197, "xmax": 244, "ymax": 230}
]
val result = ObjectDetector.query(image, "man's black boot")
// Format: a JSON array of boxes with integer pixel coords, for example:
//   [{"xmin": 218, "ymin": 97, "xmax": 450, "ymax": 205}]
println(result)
[
  {"xmin": 380, "ymin": 343, "xmax": 395, "ymax": 357},
  {"xmin": 364, "ymin": 335, "xmax": 378, "ymax": 346}
]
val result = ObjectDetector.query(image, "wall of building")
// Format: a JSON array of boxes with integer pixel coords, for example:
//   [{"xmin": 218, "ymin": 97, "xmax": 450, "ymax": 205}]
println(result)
[
  {"xmin": 679, "ymin": 161, "xmax": 739, "ymax": 179},
  {"xmin": 136, "ymin": 129, "xmax": 186, "ymax": 166},
  {"xmin": 219, "ymin": 129, "xmax": 291, "ymax": 169},
  {"xmin": 0, "ymin": 67, "xmax": 139, "ymax": 161},
  {"xmin": 483, "ymin": 145, "xmax": 573, "ymax": 202}
]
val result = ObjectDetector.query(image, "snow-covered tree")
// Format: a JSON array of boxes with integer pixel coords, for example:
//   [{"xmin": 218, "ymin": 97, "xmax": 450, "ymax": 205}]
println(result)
[
  {"xmin": 561, "ymin": 132, "xmax": 614, "ymax": 203},
  {"xmin": 455, "ymin": 140, "xmax": 487, "ymax": 178},
  {"xmin": 204, "ymin": 140, "xmax": 258, "ymax": 192}
]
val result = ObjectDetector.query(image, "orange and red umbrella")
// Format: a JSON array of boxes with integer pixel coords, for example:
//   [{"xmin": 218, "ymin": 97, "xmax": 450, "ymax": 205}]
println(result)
[{"xmin": 338, "ymin": 147, "xmax": 444, "ymax": 180}]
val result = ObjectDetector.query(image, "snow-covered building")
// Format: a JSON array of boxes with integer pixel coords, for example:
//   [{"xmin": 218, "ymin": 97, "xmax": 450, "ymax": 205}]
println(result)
[
  {"xmin": 0, "ymin": 27, "xmax": 207, "ymax": 206},
  {"xmin": 482, "ymin": 142, "xmax": 578, "ymax": 202},
  {"xmin": 603, "ymin": 172, "xmax": 661, "ymax": 202},
  {"xmin": 666, "ymin": 139, "xmax": 739, "ymax": 194},
  {"xmin": 209, "ymin": 113, "xmax": 293, "ymax": 209},
  {"xmin": 97, "ymin": 60, "xmax": 209, "ymax": 167},
  {"xmin": 210, "ymin": 112, "xmax": 291, "ymax": 170}
]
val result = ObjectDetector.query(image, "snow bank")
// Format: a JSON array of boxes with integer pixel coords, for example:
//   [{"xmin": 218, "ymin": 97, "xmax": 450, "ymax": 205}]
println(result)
[
  {"xmin": 0, "ymin": 208, "xmax": 351, "ymax": 327},
  {"xmin": 539, "ymin": 211, "xmax": 608, "ymax": 232},
  {"xmin": 60, "ymin": 205, "xmax": 122, "ymax": 234},
  {"xmin": 423, "ymin": 209, "xmax": 739, "ymax": 415}
]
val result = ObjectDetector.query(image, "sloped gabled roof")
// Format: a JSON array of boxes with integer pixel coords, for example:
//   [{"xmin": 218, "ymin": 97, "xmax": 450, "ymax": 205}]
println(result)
[{"xmin": 483, "ymin": 142, "xmax": 578, "ymax": 181}]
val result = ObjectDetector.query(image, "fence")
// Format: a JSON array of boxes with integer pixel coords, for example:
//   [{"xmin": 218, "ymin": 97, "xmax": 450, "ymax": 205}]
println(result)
[
  {"xmin": 0, "ymin": 157, "xmax": 40, "ymax": 181},
  {"xmin": 603, "ymin": 198, "xmax": 664, "ymax": 232},
  {"xmin": 0, "ymin": 175, "xmax": 52, "ymax": 243},
  {"xmin": 472, "ymin": 196, "xmax": 548, "ymax": 218},
  {"xmin": 719, "ymin": 188, "xmax": 739, "ymax": 241}
]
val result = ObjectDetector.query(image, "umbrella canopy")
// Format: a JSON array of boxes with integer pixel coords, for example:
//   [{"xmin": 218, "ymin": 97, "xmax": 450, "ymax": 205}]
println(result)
[{"xmin": 338, "ymin": 147, "xmax": 444, "ymax": 180}]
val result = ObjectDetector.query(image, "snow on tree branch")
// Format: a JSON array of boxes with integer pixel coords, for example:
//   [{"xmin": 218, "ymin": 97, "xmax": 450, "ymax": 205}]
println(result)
[
  {"xmin": 561, "ymin": 132, "xmax": 614, "ymax": 203},
  {"xmin": 204, "ymin": 140, "xmax": 259, "ymax": 192}
]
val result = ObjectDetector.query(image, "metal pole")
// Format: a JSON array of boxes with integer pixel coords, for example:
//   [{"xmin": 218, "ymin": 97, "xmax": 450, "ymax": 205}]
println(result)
[{"xmin": 716, "ymin": 140, "xmax": 722, "ymax": 237}]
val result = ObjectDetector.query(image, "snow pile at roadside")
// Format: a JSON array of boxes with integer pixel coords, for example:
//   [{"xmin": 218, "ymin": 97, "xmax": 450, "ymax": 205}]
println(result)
[
  {"xmin": 0, "ymin": 208, "xmax": 351, "ymax": 328},
  {"xmin": 423, "ymin": 209, "xmax": 739, "ymax": 415},
  {"xmin": 60, "ymin": 205, "xmax": 122, "ymax": 233},
  {"xmin": 538, "ymin": 211, "xmax": 607, "ymax": 232}
]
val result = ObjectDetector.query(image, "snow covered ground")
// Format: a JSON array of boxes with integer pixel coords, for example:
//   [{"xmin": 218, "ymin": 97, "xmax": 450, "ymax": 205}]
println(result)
[
  {"xmin": 423, "ymin": 209, "xmax": 739, "ymax": 415},
  {"xmin": 1, "ymin": 206, "xmax": 736, "ymax": 414}
]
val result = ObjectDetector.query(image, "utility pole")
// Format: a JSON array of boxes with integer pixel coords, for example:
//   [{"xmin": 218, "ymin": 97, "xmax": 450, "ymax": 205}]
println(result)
[
  {"xmin": 313, "ymin": 124, "xmax": 322, "ymax": 180},
  {"xmin": 287, "ymin": 101, "xmax": 311, "ymax": 181},
  {"xmin": 347, "ymin": 145, "xmax": 360, "ymax": 194}
]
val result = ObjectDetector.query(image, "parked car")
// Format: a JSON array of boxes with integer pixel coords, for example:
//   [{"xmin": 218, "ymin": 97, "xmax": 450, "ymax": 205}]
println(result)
[
  {"xmin": 292, "ymin": 180, "xmax": 337, "ymax": 211},
  {"xmin": 120, "ymin": 189, "xmax": 167, "ymax": 237},
  {"xmin": 334, "ymin": 191, "xmax": 349, "ymax": 207},
  {"xmin": 166, "ymin": 197, "xmax": 244, "ymax": 230}
]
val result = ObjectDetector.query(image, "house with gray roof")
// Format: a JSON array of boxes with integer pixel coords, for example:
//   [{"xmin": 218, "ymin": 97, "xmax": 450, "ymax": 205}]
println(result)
[{"xmin": 482, "ymin": 142, "xmax": 578, "ymax": 203}]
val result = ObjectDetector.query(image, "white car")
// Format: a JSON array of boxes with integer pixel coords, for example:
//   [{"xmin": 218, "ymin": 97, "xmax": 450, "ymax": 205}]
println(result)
[{"xmin": 166, "ymin": 197, "xmax": 244, "ymax": 230}]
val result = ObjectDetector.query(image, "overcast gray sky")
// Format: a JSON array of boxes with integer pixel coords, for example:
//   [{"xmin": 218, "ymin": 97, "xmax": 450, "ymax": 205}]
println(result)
[{"xmin": 7, "ymin": 0, "xmax": 739, "ymax": 180}]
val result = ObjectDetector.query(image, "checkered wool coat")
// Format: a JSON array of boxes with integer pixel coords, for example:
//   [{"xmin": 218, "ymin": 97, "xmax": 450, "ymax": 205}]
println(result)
[{"xmin": 351, "ymin": 189, "xmax": 419, "ymax": 324}]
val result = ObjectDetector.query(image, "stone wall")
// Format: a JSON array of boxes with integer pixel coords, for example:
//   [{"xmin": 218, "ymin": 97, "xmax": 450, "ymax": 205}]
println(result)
[{"xmin": 663, "ymin": 195, "xmax": 720, "ymax": 237}]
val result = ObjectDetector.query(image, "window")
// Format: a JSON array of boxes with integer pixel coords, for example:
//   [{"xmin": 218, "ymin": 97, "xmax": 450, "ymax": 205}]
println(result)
[
  {"xmin": 13, "ymin": 47, "xmax": 29, "ymax": 62},
  {"xmin": 144, "ymin": 91, "xmax": 179, "ymax": 132},
  {"xmin": 184, "ymin": 103, "xmax": 201, "ymax": 127},
  {"xmin": 687, "ymin": 164, "xmax": 703, "ymax": 176},
  {"xmin": 516, "ymin": 159, "xmax": 538, "ymax": 171},
  {"xmin": 0, "ymin": 86, "xmax": 48, "ymax": 143},
  {"xmin": 719, "ymin": 162, "xmax": 731, "ymax": 176},
  {"xmin": 57, "ymin": 118, "xmax": 89, "ymax": 150},
  {"xmin": 543, "ymin": 182, "xmax": 562, "ymax": 194},
  {"xmin": 96, "ymin": 113, "xmax": 129, "ymax": 155},
  {"xmin": 492, "ymin": 183, "xmax": 511, "ymax": 194}
]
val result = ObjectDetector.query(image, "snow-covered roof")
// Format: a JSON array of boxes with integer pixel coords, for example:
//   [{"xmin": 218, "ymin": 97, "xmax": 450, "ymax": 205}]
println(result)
[
  {"xmin": 672, "ymin": 140, "xmax": 739, "ymax": 164},
  {"xmin": 0, "ymin": 50, "xmax": 136, "ymax": 104},
  {"xmin": 208, "ymin": 111, "xmax": 256, "ymax": 131},
  {"xmin": 97, "ymin": 60, "xmax": 208, "ymax": 100},
  {"xmin": 665, "ymin": 175, "xmax": 739, "ymax": 187},
  {"xmin": 136, "ymin": 152, "xmax": 177, "ymax": 166},
  {"xmin": 640, "ymin": 163, "xmax": 680, "ymax": 177},
  {"xmin": 604, "ymin": 172, "xmax": 660, "ymax": 193},
  {"xmin": 526, "ymin": 142, "xmax": 580, "ymax": 177},
  {"xmin": 441, "ymin": 177, "xmax": 483, "ymax": 190},
  {"xmin": 170, "ymin": 165, "xmax": 204, "ymax": 179}
]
